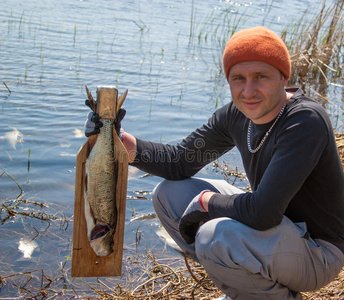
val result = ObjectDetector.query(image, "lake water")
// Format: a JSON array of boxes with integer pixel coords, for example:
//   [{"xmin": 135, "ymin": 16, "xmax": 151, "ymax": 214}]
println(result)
[{"xmin": 0, "ymin": 0, "xmax": 342, "ymax": 297}]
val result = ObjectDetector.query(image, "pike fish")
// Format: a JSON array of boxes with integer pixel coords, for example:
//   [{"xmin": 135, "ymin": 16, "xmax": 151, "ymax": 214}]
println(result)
[{"xmin": 84, "ymin": 86, "xmax": 127, "ymax": 257}]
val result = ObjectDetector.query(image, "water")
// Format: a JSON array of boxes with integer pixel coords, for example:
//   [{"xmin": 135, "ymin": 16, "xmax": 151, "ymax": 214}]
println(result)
[{"xmin": 0, "ymin": 0, "xmax": 342, "ymax": 297}]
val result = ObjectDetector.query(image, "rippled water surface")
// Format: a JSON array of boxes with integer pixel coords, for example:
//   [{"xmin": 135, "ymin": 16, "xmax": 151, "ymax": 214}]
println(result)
[{"xmin": 0, "ymin": 0, "xmax": 342, "ymax": 297}]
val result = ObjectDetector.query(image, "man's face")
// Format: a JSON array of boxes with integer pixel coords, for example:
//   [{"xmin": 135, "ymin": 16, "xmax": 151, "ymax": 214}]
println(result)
[{"xmin": 228, "ymin": 61, "xmax": 288, "ymax": 124}]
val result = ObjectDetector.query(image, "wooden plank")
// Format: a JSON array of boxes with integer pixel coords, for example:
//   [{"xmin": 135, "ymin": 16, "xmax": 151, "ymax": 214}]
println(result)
[
  {"xmin": 96, "ymin": 87, "xmax": 118, "ymax": 119},
  {"xmin": 71, "ymin": 87, "xmax": 128, "ymax": 277}
]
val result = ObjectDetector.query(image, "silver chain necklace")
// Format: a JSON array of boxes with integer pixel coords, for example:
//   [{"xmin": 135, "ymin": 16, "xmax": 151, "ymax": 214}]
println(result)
[{"xmin": 247, "ymin": 104, "xmax": 286, "ymax": 154}]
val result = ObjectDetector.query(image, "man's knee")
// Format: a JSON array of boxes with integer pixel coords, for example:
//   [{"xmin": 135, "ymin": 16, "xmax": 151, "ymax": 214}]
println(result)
[
  {"xmin": 195, "ymin": 218, "xmax": 241, "ymax": 259},
  {"xmin": 152, "ymin": 179, "xmax": 190, "ymax": 222},
  {"xmin": 152, "ymin": 180, "xmax": 162, "ymax": 204},
  {"xmin": 152, "ymin": 179, "xmax": 174, "ymax": 208}
]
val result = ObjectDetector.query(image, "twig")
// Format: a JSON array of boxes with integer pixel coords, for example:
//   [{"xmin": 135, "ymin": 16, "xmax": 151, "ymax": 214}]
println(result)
[
  {"xmin": 183, "ymin": 253, "xmax": 201, "ymax": 282},
  {"xmin": 131, "ymin": 264, "xmax": 180, "ymax": 298},
  {"xmin": 0, "ymin": 169, "xmax": 23, "ymax": 198},
  {"xmin": 3, "ymin": 81, "xmax": 11, "ymax": 94}
]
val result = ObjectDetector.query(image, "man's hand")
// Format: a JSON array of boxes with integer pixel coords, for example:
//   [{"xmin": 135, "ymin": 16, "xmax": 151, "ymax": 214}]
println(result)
[
  {"xmin": 115, "ymin": 108, "xmax": 126, "ymax": 140},
  {"xmin": 179, "ymin": 191, "xmax": 210, "ymax": 244},
  {"xmin": 84, "ymin": 112, "xmax": 103, "ymax": 137},
  {"xmin": 84, "ymin": 100, "xmax": 126, "ymax": 139}
]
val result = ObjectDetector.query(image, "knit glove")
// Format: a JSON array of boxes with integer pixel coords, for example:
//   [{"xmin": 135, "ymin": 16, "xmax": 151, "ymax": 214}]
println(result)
[
  {"xmin": 179, "ymin": 191, "xmax": 210, "ymax": 244},
  {"xmin": 84, "ymin": 111, "xmax": 103, "ymax": 137}
]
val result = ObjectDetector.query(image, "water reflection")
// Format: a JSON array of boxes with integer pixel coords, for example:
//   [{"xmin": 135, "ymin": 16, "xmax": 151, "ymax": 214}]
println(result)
[
  {"xmin": 73, "ymin": 128, "xmax": 84, "ymax": 138},
  {"xmin": 3, "ymin": 127, "xmax": 24, "ymax": 150},
  {"xmin": 18, "ymin": 237, "xmax": 39, "ymax": 260}
]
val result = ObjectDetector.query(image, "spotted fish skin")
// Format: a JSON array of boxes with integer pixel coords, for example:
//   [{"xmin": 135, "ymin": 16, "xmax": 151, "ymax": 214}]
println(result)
[{"xmin": 84, "ymin": 118, "xmax": 118, "ymax": 257}]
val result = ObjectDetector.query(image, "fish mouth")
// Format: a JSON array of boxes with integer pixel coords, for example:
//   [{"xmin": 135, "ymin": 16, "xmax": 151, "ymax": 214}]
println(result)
[
  {"xmin": 91, "ymin": 224, "xmax": 111, "ymax": 240},
  {"xmin": 90, "ymin": 226, "xmax": 115, "ymax": 257}
]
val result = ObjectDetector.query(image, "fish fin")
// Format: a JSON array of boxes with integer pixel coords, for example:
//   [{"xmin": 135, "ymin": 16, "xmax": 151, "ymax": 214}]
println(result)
[
  {"xmin": 85, "ymin": 85, "xmax": 97, "ymax": 113},
  {"xmin": 84, "ymin": 192, "xmax": 96, "ymax": 240},
  {"xmin": 116, "ymin": 89, "xmax": 128, "ymax": 113}
]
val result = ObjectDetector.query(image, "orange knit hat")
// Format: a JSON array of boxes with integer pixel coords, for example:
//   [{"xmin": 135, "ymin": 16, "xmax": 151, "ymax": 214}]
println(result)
[{"xmin": 223, "ymin": 26, "xmax": 290, "ymax": 81}]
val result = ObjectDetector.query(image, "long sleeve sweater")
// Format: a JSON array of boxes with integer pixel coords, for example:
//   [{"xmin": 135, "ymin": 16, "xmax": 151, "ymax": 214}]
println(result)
[{"xmin": 131, "ymin": 88, "xmax": 344, "ymax": 253}]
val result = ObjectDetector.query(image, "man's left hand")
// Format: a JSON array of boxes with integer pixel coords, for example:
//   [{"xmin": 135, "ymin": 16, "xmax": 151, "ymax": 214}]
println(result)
[
  {"xmin": 84, "ymin": 111, "xmax": 103, "ymax": 137},
  {"xmin": 179, "ymin": 191, "xmax": 210, "ymax": 244}
]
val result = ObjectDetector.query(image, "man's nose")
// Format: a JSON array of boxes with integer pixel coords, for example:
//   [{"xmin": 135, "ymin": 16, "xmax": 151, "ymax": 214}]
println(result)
[{"xmin": 242, "ymin": 81, "xmax": 257, "ymax": 98}]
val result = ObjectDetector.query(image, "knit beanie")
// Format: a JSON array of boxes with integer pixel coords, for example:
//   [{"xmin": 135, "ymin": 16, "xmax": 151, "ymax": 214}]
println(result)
[{"xmin": 223, "ymin": 26, "xmax": 291, "ymax": 81}]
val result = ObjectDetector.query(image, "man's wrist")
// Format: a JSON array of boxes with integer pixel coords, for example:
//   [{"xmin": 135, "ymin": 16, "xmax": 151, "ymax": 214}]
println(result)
[{"xmin": 199, "ymin": 191, "xmax": 216, "ymax": 212}]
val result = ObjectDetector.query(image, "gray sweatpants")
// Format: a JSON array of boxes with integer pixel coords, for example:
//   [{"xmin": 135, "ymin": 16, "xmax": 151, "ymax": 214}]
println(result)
[{"xmin": 152, "ymin": 177, "xmax": 344, "ymax": 300}]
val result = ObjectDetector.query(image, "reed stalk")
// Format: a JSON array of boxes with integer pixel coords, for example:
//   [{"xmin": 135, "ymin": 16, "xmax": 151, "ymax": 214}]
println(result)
[{"xmin": 282, "ymin": 1, "xmax": 344, "ymax": 92}]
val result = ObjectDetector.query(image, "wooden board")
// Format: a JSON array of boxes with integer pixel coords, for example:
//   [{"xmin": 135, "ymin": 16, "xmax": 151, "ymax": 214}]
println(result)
[
  {"xmin": 71, "ymin": 87, "xmax": 128, "ymax": 277},
  {"xmin": 96, "ymin": 87, "xmax": 118, "ymax": 120}
]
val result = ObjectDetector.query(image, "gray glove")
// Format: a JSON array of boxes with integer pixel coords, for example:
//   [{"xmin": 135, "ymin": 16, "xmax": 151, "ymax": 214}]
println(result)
[
  {"xmin": 179, "ymin": 191, "xmax": 210, "ymax": 244},
  {"xmin": 84, "ymin": 111, "xmax": 103, "ymax": 137}
]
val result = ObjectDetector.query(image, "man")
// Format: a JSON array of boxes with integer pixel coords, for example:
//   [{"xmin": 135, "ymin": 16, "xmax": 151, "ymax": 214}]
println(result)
[{"xmin": 85, "ymin": 27, "xmax": 344, "ymax": 299}]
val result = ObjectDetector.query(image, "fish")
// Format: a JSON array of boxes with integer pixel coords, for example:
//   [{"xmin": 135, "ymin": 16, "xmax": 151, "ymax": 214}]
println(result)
[{"xmin": 84, "ymin": 86, "xmax": 127, "ymax": 257}]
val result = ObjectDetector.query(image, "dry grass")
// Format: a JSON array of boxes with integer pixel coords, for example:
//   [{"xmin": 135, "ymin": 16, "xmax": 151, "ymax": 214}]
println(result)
[
  {"xmin": 302, "ymin": 268, "xmax": 344, "ymax": 300},
  {"xmin": 1, "ymin": 251, "xmax": 343, "ymax": 299},
  {"xmin": 115, "ymin": 257, "xmax": 344, "ymax": 300},
  {"xmin": 283, "ymin": 1, "xmax": 344, "ymax": 92},
  {"xmin": 336, "ymin": 133, "xmax": 344, "ymax": 168}
]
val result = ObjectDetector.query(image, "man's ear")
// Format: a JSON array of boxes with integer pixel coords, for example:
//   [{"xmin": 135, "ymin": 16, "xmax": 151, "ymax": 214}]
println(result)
[{"xmin": 280, "ymin": 71, "xmax": 288, "ymax": 86}]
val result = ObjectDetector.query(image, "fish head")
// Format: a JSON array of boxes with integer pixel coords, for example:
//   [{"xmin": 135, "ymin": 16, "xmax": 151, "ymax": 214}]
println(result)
[{"xmin": 90, "ymin": 225, "xmax": 115, "ymax": 257}]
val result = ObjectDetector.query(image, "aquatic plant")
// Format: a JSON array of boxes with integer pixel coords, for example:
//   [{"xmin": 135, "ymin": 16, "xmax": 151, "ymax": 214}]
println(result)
[
  {"xmin": 3, "ymin": 81, "xmax": 11, "ymax": 94},
  {"xmin": 73, "ymin": 24, "xmax": 77, "ymax": 47},
  {"xmin": 133, "ymin": 19, "xmax": 149, "ymax": 34},
  {"xmin": 24, "ymin": 63, "xmax": 34, "ymax": 81},
  {"xmin": 0, "ymin": 171, "xmax": 68, "ymax": 228},
  {"xmin": 282, "ymin": 1, "xmax": 344, "ymax": 91}
]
